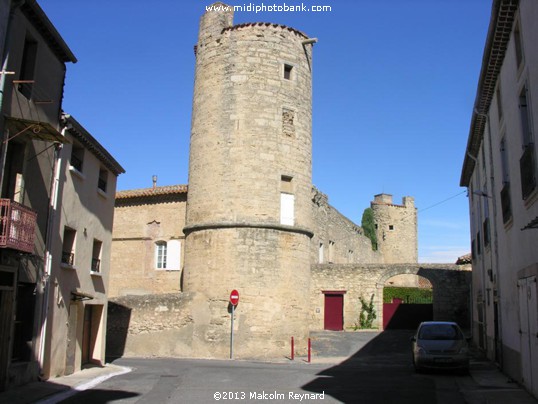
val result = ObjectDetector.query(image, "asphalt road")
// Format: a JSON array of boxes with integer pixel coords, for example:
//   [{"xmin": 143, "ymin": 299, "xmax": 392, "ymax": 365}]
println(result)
[{"xmin": 57, "ymin": 330, "xmax": 492, "ymax": 404}]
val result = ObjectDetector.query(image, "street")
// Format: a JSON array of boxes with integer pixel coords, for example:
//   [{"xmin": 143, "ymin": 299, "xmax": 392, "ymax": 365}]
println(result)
[{"xmin": 55, "ymin": 330, "xmax": 529, "ymax": 404}]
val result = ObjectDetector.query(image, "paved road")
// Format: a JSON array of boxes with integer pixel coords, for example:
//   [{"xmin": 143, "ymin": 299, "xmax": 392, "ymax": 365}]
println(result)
[{"xmin": 55, "ymin": 330, "xmax": 522, "ymax": 403}]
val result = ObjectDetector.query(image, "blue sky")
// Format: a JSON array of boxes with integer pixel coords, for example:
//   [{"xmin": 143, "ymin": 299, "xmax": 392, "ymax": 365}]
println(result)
[{"xmin": 40, "ymin": 0, "xmax": 492, "ymax": 263}]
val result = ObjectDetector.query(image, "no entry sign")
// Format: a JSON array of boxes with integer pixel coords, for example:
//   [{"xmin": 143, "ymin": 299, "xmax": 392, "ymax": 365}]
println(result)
[{"xmin": 230, "ymin": 290, "xmax": 239, "ymax": 306}]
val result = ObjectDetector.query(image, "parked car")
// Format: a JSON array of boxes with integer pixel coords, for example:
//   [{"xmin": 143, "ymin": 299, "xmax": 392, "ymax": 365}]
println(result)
[{"xmin": 411, "ymin": 321, "xmax": 469, "ymax": 373}]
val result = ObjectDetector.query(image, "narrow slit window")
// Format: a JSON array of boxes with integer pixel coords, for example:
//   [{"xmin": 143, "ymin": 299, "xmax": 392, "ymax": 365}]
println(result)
[{"xmin": 284, "ymin": 64, "xmax": 293, "ymax": 80}]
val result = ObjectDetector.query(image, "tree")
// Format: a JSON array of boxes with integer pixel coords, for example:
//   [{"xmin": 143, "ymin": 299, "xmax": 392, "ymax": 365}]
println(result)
[{"xmin": 361, "ymin": 208, "xmax": 377, "ymax": 250}]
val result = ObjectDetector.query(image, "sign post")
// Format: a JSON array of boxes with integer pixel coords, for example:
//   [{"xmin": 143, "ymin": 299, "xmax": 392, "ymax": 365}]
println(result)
[{"xmin": 229, "ymin": 290, "xmax": 239, "ymax": 359}]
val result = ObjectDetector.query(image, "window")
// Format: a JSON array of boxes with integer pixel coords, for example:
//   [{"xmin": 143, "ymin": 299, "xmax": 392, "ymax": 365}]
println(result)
[
  {"xmin": 499, "ymin": 137, "xmax": 513, "ymax": 223},
  {"xmin": 280, "ymin": 176, "xmax": 294, "ymax": 225},
  {"xmin": 62, "ymin": 227, "xmax": 76, "ymax": 267},
  {"xmin": 18, "ymin": 35, "xmax": 38, "ymax": 99},
  {"xmin": 519, "ymin": 86, "xmax": 533, "ymax": 146},
  {"xmin": 91, "ymin": 239, "xmax": 102, "ymax": 273},
  {"xmin": 283, "ymin": 64, "xmax": 293, "ymax": 80},
  {"xmin": 514, "ymin": 22, "xmax": 523, "ymax": 70},
  {"xmin": 348, "ymin": 249, "xmax": 354, "ymax": 263},
  {"xmin": 155, "ymin": 240, "xmax": 181, "ymax": 271},
  {"xmin": 388, "ymin": 225, "xmax": 394, "ymax": 231},
  {"xmin": 328, "ymin": 240, "xmax": 335, "ymax": 264},
  {"xmin": 500, "ymin": 138, "xmax": 510, "ymax": 184},
  {"xmin": 155, "ymin": 241, "xmax": 167, "ymax": 269},
  {"xmin": 319, "ymin": 242, "xmax": 324, "ymax": 263},
  {"xmin": 496, "ymin": 85, "xmax": 503, "ymax": 123},
  {"xmin": 98, "ymin": 168, "xmax": 108, "ymax": 193},
  {"xmin": 70, "ymin": 144, "xmax": 84, "ymax": 173},
  {"xmin": 519, "ymin": 85, "xmax": 536, "ymax": 200}
]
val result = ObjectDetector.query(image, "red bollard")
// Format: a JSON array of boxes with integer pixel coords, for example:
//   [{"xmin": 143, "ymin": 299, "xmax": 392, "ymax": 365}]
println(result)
[
  {"xmin": 308, "ymin": 338, "xmax": 311, "ymax": 363},
  {"xmin": 291, "ymin": 337, "xmax": 294, "ymax": 360}
]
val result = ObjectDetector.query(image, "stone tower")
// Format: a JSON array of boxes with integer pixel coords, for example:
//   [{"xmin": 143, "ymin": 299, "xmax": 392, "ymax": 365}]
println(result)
[
  {"xmin": 371, "ymin": 194, "xmax": 418, "ymax": 263},
  {"xmin": 183, "ymin": 3, "xmax": 316, "ymax": 358}
]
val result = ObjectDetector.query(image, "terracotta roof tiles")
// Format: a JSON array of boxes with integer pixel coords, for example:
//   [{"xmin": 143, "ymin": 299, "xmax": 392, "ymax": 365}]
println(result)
[{"xmin": 116, "ymin": 185, "xmax": 188, "ymax": 199}]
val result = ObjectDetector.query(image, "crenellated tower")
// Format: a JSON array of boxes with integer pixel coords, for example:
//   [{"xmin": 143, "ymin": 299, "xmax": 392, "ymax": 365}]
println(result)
[
  {"xmin": 183, "ymin": 3, "xmax": 316, "ymax": 358},
  {"xmin": 371, "ymin": 194, "xmax": 418, "ymax": 263}
]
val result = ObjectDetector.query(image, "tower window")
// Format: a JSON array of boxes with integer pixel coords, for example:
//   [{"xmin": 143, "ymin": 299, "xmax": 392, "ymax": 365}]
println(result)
[
  {"xmin": 283, "ymin": 64, "xmax": 293, "ymax": 80},
  {"xmin": 389, "ymin": 225, "xmax": 394, "ymax": 231},
  {"xmin": 280, "ymin": 175, "xmax": 294, "ymax": 225}
]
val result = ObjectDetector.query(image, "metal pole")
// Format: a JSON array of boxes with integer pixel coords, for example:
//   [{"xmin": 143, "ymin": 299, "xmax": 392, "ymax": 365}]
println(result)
[
  {"xmin": 291, "ymin": 337, "xmax": 294, "ymax": 360},
  {"xmin": 230, "ymin": 304, "xmax": 234, "ymax": 359},
  {"xmin": 308, "ymin": 338, "xmax": 311, "ymax": 363}
]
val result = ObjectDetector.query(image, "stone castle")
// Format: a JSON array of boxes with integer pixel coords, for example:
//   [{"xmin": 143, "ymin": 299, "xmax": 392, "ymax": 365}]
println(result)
[{"xmin": 109, "ymin": 3, "xmax": 429, "ymax": 359}]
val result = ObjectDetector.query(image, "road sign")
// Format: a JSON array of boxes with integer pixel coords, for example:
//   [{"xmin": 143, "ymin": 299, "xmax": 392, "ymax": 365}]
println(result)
[{"xmin": 230, "ymin": 290, "xmax": 239, "ymax": 306}]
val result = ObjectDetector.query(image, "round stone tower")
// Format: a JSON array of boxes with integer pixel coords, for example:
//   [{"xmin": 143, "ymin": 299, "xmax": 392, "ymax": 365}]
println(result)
[
  {"xmin": 183, "ymin": 3, "xmax": 315, "ymax": 358},
  {"xmin": 371, "ymin": 194, "xmax": 418, "ymax": 264}
]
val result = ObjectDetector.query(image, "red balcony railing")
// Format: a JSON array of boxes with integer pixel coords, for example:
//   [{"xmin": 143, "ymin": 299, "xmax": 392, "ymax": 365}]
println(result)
[{"xmin": 0, "ymin": 199, "xmax": 37, "ymax": 253}]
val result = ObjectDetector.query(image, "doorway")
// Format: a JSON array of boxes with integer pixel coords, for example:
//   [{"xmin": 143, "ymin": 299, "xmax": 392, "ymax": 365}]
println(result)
[{"xmin": 324, "ymin": 293, "xmax": 344, "ymax": 331}]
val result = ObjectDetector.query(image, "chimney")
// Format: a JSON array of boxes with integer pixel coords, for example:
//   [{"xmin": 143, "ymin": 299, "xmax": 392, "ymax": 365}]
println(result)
[{"xmin": 152, "ymin": 175, "xmax": 157, "ymax": 189}]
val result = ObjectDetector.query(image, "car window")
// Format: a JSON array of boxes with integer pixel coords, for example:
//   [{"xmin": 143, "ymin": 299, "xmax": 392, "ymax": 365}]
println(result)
[{"xmin": 418, "ymin": 324, "xmax": 463, "ymax": 340}]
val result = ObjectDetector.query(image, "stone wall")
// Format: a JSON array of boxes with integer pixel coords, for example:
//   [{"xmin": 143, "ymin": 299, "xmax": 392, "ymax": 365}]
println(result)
[
  {"xmin": 107, "ymin": 263, "xmax": 471, "ymax": 359},
  {"xmin": 109, "ymin": 191, "xmax": 186, "ymax": 297},
  {"xmin": 311, "ymin": 188, "xmax": 382, "ymax": 265}
]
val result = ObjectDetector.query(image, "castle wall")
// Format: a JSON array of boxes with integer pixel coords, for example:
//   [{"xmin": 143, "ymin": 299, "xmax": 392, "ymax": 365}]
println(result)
[
  {"xmin": 311, "ymin": 188, "xmax": 382, "ymax": 264},
  {"xmin": 106, "ymin": 264, "xmax": 471, "ymax": 359}
]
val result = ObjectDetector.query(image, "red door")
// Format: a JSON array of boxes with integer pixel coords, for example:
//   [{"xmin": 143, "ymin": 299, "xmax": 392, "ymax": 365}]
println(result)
[{"xmin": 324, "ymin": 294, "xmax": 344, "ymax": 331}]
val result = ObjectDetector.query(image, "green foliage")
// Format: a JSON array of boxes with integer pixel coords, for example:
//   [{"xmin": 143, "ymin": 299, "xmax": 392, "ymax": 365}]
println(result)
[
  {"xmin": 358, "ymin": 294, "xmax": 377, "ymax": 329},
  {"xmin": 361, "ymin": 208, "xmax": 377, "ymax": 250},
  {"xmin": 383, "ymin": 287, "xmax": 433, "ymax": 304}
]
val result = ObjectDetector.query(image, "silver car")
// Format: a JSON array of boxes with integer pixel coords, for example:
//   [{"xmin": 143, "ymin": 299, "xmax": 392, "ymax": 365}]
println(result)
[{"xmin": 411, "ymin": 321, "xmax": 469, "ymax": 373}]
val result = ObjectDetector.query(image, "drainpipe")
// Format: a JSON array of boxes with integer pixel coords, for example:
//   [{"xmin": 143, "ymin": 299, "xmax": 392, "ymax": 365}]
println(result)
[
  {"xmin": 37, "ymin": 134, "xmax": 63, "ymax": 373},
  {"xmin": 466, "ymin": 149, "xmax": 488, "ymax": 352}
]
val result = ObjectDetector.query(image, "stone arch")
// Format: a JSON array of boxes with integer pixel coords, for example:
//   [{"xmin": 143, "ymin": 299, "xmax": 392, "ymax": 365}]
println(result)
[
  {"xmin": 372, "ymin": 265, "xmax": 471, "ymax": 330},
  {"xmin": 310, "ymin": 264, "xmax": 471, "ymax": 332}
]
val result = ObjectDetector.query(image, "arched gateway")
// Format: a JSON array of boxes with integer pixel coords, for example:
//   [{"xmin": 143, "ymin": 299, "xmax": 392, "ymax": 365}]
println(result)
[{"xmin": 311, "ymin": 264, "xmax": 471, "ymax": 331}]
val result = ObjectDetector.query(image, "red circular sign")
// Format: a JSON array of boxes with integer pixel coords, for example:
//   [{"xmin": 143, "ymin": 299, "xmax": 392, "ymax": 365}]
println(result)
[{"xmin": 230, "ymin": 290, "xmax": 240, "ymax": 306}]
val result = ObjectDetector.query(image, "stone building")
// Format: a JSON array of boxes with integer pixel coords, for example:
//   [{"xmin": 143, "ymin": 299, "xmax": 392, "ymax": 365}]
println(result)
[
  {"xmin": 0, "ymin": 1, "xmax": 123, "ymax": 391},
  {"xmin": 371, "ymin": 194, "xmax": 418, "ymax": 264},
  {"xmin": 110, "ymin": 183, "xmax": 187, "ymax": 297},
  {"xmin": 460, "ymin": 0, "xmax": 538, "ymax": 398},
  {"xmin": 109, "ymin": 3, "xmax": 424, "ymax": 360}
]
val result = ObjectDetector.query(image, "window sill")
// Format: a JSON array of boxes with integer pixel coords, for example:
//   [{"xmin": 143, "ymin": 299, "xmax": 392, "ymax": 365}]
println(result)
[
  {"xmin": 61, "ymin": 263, "xmax": 76, "ymax": 270},
  {"xmin": 90, "ymin": 271, "xmax": 102, "ymax": 277},
  {"xmin": 503, "ymin": 217, "xmax": 513, "ymax": 231},
  {"xmin": 97, "ymin": 188, "xmax": 108, "ymax": 199},
  {"xmin": 523, "ymin": 187, "xmax": 538, "ymax": 209},
  {"xmin": 155, "ymin": 268, "xmax": 181, "ymax": 271},
  {"xmin": 69, "ymin": 166, "xmax": 85, "ymax": 180}
]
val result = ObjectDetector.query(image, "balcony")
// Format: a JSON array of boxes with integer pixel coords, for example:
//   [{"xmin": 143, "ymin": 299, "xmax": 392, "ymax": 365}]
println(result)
[{"xmin": 0, "ymin": 199, "xmax": 37, "ymax": 254}]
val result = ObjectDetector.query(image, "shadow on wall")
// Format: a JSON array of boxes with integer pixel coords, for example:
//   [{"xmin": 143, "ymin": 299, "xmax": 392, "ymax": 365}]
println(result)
[{"xmin": 106, "ymin": 301, "xmax": 132, "ymax": 362}]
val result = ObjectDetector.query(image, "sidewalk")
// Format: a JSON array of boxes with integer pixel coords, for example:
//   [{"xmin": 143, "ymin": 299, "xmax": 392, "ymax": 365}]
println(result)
[
  {"xmin": 464, "ymin": 356, "xmax": 538, "ymax": 404},
  {"xmin": 0, "ymin": 364, "xmax": 131, "ymax": 404}
]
